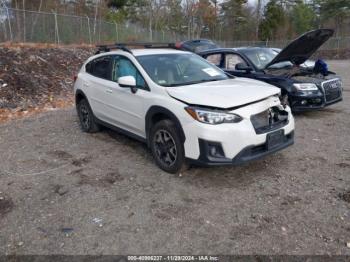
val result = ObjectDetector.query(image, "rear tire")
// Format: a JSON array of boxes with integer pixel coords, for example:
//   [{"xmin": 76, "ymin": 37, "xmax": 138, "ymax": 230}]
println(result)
[
  {"xmin": 76, "ymin": 98, "xmax": 100, "ymax": 133},
  {"xmin": 150, "ymin": 119, "xmax": 187, "ymax": 174}
]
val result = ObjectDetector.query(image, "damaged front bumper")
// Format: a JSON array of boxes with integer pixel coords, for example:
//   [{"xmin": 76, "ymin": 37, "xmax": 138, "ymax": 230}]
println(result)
[{"xmin": 188, "ymin": 131, "xmax": 294, "ymax": 166}]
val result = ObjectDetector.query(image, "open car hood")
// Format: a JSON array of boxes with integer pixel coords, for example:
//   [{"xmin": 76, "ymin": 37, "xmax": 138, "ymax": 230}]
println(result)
[
  {"xmin": 166, "ymin": 78, "xmax": 280, "ymax": 109},
  {"xmin": 265, "ymin": 29, "xmax": 334, "ymax": 69}
]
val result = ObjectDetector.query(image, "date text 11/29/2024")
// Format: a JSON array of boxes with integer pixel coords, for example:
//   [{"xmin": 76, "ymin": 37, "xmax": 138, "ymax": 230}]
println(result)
[{"xmin": 127, "ymin": 256, "xmax": 219, "ymax": 261}]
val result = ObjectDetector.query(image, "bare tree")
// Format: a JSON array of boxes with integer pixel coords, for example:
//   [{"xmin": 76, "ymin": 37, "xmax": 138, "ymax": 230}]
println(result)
[{"xmin": 30, "ymin": 0, "xmax": 43, "ymax": 39}]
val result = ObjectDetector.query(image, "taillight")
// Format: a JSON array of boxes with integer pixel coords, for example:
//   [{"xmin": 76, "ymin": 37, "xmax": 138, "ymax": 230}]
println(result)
[
  {"xmin": 73, "ymin": 74, "xmax": 77, "ymax": 83},
  {"xmin": 175, "ymin": 42, "xmax": 182, "ymax": 49}
]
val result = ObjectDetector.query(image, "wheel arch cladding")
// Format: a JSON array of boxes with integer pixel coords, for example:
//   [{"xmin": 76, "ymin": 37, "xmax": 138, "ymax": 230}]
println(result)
[
  {"xmin": 75, "ymin": 89, "xmax": 87, "ymax": 105},
  {"xmin": 145, "ymin": 106, "xmax": 186, "ymax": 147}
]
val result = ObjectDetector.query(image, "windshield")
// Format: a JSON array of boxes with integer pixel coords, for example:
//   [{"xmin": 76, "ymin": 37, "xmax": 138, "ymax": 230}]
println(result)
[
  {"xmin": 241, "ymin": 48, "xmax": 293, "ymax": 70},
  {"xmin": 136, "ymin": 53, "xmax": 228, "ymax": 87}
]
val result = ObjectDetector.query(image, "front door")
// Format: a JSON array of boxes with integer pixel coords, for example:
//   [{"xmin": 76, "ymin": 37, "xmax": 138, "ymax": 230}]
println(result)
[
  {"xmin": 223, "ymin": 53, "xmax": 254, "ymax": 77},
  {"xmin": 103, "ymin": 55, "xmax": 149, "ymax": 137}
]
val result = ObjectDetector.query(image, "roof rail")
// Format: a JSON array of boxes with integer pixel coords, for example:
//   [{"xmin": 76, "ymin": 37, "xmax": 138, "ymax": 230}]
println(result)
[
  {"xmin": 116, "ymin": 42, "xmax": 177, "ymax": 49},
  {"xmin": 95, "ymin": 44, "xmax": 133, "ymax": 55},
  {"xmin": 95, "ymin": 42, "xmax": 178, "ymax": 55}
]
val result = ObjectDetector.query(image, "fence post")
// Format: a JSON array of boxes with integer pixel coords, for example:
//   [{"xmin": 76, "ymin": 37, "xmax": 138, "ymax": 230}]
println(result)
[
  {"xmin": 53, "ymin": 11, "xmax": 60, "ymax": 44},
  {"xmin": 1, "ymin": 19, "xmax": 7, "ymax": 40},
  {"xmin": 114, "ymin": 22, "xmax": 118, "ymax": 42},
  {"xmin": 22, "ymin": 8, "xmax": 25, "ymax": 42},
  {"xmin": 5, "ymin": 7, "xmax": 13, "ymax": 41},
  {"xmin": 86, "ymin": 15, "xmax": 92, "ymax": 45}
]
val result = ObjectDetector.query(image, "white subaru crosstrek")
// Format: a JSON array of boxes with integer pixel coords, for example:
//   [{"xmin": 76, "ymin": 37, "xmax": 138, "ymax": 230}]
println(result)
[{"xmin": 74, "ymin": 45, "xmax": 295, "ymax": 173}]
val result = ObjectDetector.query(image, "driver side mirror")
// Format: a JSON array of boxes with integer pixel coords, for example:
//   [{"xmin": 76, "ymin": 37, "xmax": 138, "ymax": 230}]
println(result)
[
  {"xmin": 118, "ymin": 76, "xmax": 136, "ymax": 87},
  {"xmin": 118, "ymin": 76, "xmax": 137, "ymax": 93},
  {"xmin": 235, "ymin": 63, "xmax": 253, "ymax": 73}
]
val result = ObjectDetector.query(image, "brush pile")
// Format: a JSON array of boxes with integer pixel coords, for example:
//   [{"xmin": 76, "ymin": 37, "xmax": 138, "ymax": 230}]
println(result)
[{"xmin": 0, "ymin": 46, "xmax": 93, "ymax": 110}]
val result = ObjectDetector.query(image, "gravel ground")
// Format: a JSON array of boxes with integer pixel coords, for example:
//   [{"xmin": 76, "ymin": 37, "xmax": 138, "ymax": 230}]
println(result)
[{"xmin": 0, "ymin": 60, "xmax": 349, "ymax": 255}]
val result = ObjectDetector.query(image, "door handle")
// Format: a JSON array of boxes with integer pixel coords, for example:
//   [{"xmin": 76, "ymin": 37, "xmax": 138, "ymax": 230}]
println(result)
[{"xmin": 106, "ymin": 89, "xmax": 113, "ymax": 94}]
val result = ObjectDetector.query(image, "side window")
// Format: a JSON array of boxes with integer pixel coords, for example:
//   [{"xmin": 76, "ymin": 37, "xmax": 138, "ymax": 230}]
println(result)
[
  {"xmin": 111, "ymin": 56, "xmax": 147, "ymax": 89},
  {"xmin": 87, "ymin": 56, "xmax": 111, "ymax": 80},
  {"xmin": 225, "ymin": 54, "xmax": 247, "ymax": 70},
  {"xmin": 206, "ymin": 54, "xmax": 222, "ymax": 67},
  {"xmin": 86, "ymin": 61, "xmax": 93, "ymax": 74}
]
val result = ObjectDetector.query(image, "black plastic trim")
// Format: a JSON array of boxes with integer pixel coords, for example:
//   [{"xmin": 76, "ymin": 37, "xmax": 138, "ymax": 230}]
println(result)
[
  {"xmin": 196, "ymin": 139, "xmax": 232, "ymax": 164},
  {"xmin": 232, "ymin": 131, "xmax": 294, "ymax": 165},
  {"xmin": 188, "ymin": 131, "xmax": 294, "ymax": 166},
  {"xmin": 145, "ymin": 106, "xmax": 186, "ymax": 147},
  {"xmin": 75, "ymin": 89, "xmax": 87, "ymax": 104},
  {"xmin": 94, "ymin": 117, "xmax": 147, "ymax": 143}
]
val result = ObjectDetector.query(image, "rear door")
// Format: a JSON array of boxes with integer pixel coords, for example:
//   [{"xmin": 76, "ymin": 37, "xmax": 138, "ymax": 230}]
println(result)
[{"xmin": 84, "ymin": 55, "xmax": 113, "ymax": 120}]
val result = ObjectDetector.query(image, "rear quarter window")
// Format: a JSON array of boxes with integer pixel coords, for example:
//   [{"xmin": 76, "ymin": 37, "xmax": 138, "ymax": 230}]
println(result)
[
  {"xmin": 206, "ymin": 54, "xmax": 222, "ymax": 67},
  {"xmin": 85, "ymin": 56, "xmax": 111, "ymax": 80},
  {"xmin": 85, "ymin": 61, "xmax": 93, "ymax": 73}
]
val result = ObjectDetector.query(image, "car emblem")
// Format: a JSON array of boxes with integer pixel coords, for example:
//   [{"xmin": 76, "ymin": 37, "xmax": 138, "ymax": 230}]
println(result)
[{"xmin": 330, "ymin": 82, "xmax": 338, "ymax": 89}]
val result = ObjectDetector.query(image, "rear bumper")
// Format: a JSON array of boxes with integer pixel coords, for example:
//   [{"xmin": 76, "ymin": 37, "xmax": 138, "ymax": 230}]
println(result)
[{"xmin": 187, "ymin": 131, "xmax": 294, "ymax": 166}]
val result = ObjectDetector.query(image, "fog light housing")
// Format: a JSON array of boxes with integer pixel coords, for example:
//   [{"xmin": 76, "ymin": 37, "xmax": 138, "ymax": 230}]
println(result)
[
  {"xmin": 301, "ymin": 100, "xmax": 308, "ymax": 105},
  {"xmin": 208, "ymin": 143, "xmax": 225, "ymax": 158}
]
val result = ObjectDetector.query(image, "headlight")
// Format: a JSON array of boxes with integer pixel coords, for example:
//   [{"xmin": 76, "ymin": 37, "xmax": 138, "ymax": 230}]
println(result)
[
  {"xmin": 293, "ymin": 83, "xmax": 318, "ymax": 91},
  {"xmin": 185, "ymin": 107, "xmax": 242, "ymax": 124}
]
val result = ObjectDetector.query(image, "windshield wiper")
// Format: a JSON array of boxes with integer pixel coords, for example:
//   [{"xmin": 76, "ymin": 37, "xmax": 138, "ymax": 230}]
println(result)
[{"xmin": 167, "ymin": 78, "xmax": 223, "ymax": 87}]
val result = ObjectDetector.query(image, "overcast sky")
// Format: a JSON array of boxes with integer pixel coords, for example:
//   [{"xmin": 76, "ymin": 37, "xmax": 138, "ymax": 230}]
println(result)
[
  {"xmin": 216, "ymin": 0, "xmax": 266, "ymax": 8},
  {"xmin": 247, "ymin": 0, "xmax": 266, "ymax": 7}
]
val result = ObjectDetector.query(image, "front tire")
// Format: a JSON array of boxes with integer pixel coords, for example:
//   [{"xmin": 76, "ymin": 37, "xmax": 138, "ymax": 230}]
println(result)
[
  {"xmin": 76, "ymin": 98, "xmax": 100, "ymax": 133},
  {"xmin": 150, "ymin": 119, "xmax": 186, "ymax": 174}
]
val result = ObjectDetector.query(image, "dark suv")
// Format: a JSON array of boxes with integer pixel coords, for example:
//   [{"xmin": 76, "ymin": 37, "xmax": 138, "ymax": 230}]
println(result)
[{"xmin": 180, "ymin": 30, "xmax": 343, "ymax": 112}]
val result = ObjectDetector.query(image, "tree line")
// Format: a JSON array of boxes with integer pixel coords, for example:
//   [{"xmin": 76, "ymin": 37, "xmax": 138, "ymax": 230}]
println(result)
[{"xmin": 7, "ymin": 0, "xmax": 350, "ymax": 41}]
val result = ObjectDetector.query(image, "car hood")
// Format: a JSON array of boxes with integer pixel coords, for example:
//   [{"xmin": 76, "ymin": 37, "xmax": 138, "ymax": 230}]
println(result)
[
  {"xmin": 166, "ymin": 78, "xmax": 280, "ymax": 109},
  {"xmin": 265, "ymin": 29, "xmax": 334, "ymax": 68}
]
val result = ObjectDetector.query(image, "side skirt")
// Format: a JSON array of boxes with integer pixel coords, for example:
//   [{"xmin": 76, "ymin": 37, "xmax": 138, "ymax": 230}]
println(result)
[{"xmin": 94, "ymin": 116, "xmax": 147, "ymax": 144}]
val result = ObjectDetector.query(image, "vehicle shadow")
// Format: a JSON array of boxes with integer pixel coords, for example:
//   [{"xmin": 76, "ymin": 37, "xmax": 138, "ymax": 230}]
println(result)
[
  {"xmin": 180, "ymin": 153, "xmax": 287, "ymax": 190},
  {"xmin": 292, "ymin": 107, "xmax": 343, "ymax": 119},
  {"xmin": 94, "ymin": 124, "xmax": 290, "ymax": 190}
]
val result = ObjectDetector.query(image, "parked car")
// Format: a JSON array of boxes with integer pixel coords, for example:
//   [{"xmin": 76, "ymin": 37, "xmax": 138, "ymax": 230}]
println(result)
[
  {"xmin": 73, "ymin": 43, "xmax": 295, "ymax": 173},
  {"xmin": 176, "ymin": 39, "xmax": 218, "ymax": 53},
  {"xmin": 193, "ymin": 29, "xmax": 343, "ymax": 112}
]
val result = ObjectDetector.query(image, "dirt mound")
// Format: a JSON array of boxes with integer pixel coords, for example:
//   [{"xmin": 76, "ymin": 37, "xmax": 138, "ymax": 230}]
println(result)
[{"xmin": 0, "ymin": 45, "xmax": 93, "ymax": 121}]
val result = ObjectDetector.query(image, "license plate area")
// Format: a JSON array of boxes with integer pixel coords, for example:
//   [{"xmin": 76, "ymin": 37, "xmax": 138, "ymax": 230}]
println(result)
[{"xmin": 267, "ymin": 129, "xmax": 285, "ymax": 150}]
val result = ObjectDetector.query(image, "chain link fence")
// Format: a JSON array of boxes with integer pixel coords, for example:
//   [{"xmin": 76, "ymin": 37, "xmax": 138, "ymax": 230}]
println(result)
[
  {"xmin": 1, "ymin": 7, "xmax": 350, "ymax": 50},
  {"xmin": 0, "ymin": 7, "xmax": 184, "ymax": 44},
  {"xmin": 218, "ymin": 37, "xmax": 350, "ymax": 50}
]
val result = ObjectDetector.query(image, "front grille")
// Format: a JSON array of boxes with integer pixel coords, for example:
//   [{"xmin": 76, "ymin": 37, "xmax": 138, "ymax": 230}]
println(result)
[
  {"xmin": 322, "ymin": 79, "xmax": 342, "ymax": 103},
  {"xmin": 251, "ymin": 107, "xmax": 288, "ymax": 134}
]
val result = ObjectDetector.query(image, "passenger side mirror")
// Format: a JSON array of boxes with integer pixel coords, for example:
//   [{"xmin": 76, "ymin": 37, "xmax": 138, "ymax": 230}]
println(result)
[
  {"xmin": 118, "ymin": 76, "xmax": 136, "ymax": 87},
  {"xmin": 235, "ymin": 63, "xmax": 253, "ymax": 72}
]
